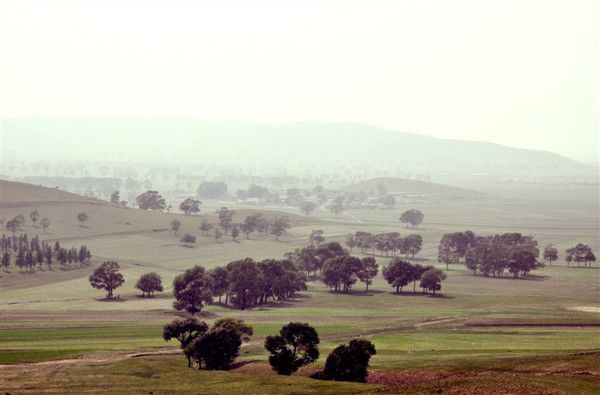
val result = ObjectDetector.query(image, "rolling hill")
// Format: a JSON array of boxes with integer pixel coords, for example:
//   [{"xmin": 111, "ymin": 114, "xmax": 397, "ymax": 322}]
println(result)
[
  {"xmin": 0, "ymin": 180, "xmax": 315, "ymax": 240},
  {"xmin": 343, "ymin": 177, "xmax": 484, "ymax": 199}
]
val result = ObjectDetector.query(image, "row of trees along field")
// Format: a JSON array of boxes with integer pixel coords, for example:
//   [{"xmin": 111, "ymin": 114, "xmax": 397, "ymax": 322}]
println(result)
[
  {"xmin": 1, "ymin": 233, "xmax": 91, "ymax": 271},
  {"xmin": 437, "ymin": 231, "xmax": 596, "ymax": 276},
  {"xmin": 345, "ymin": 231, "xmax": 422, "ymax": 258},
  {"xmin": 170, "ymin": 209, "xmax": 291, "ymax": 244},
  {"xmin": 163, "ymin": 318, "xmax": 376, "ymax": 382},
  {"xmin": 4, "ymin": 210, "xmax": 92, "ymax": 234}
]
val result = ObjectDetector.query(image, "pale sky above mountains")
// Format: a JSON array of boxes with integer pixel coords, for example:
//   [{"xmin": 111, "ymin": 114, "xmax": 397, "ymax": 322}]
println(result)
[{"xmin": 1, "ymin": 0, "xmax": 597, "ymax": 164}]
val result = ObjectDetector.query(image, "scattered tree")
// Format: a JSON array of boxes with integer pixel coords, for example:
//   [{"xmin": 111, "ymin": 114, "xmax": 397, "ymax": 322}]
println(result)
[
  {"xmin": 170, "ymin": 219, "xmax": 181, "ymax": 235},
  {"xmin": 40, "ymin": 218, "xmax": 50, "ymax": 233},
  {"xmin": 89, "ymin": 261, "xmax": 125, "ymax": 299},
  {"xmin": 110, "ymin": 191, "xmax": 120, "ymax": 204},
  {"xmin": 317, "ymin": 339, "xmax": 376, "ymax": 382},
  {"xmin": 543, "ymin": 245, "xmax": 558, "ymax": 265},
  {"xmin": 77, "ymin": 212, "xmax": 89, "ymax": 226},
  {"xmin": 399, "ymin": 209, "xmax": 424, "ymax": 227},
  {"xmin": 180, "ymin": 233, "xmax": 197, "ymax": 247},
  {"xmin": 136, "ymin": 190, "xmax": 166, "ymax": 211},
  {"xmin": 179, "ymin": 198, "xmax": 202, "ymax": 215},
  {"xmin": 135, "ymin": 272, "xmax": 163, "ymax": 297},
  {"xmin": 29, "ymin": 210, "xmax": 39, "ymax": 227},
  {"xmin": 216, "ymin": 207, "xmax": 235, "ymax": 233},
  {"xmin": 265, "ymin": 322, "xmax": 320, "ymax": 375}
]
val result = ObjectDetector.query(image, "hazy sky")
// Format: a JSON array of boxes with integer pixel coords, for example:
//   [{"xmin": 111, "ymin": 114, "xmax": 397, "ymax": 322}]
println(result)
[{"xmin": 1, "ymin": 0, "xmax": 598, "ymax": 163}]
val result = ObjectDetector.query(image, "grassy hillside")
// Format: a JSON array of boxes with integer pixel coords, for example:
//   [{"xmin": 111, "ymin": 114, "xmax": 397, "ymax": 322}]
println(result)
[
  {"xmin": 1, "ymin": 180, "xmax": 598, "ymax": 393},
  {"xmin": 343, "ymin": 177, "xmax": 484, "ymax": 198}
]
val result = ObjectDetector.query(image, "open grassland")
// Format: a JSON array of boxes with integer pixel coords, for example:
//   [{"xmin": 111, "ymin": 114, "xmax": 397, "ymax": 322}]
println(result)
[{"xmin": 1, "ymin": 180, "xmax": 599, "ymax": 393}]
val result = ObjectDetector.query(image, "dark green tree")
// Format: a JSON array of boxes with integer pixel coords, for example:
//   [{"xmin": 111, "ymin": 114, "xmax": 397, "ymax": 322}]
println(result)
[
  {"xmin": 162, "ymin": 318, "xmax": 209, "ymax": 367},
  {"xmin": 265, "ymin": 322, "xmax": 320, "ymax": 375},
  {"xmin": 172, "ymin": 265, "xmax": 213, "ymax": 315},
  {"xmin": 135, "ymin": 272, "xmax": 163, "ymax": 297},
  {"xmin": 89, "ymin": 261, "xmax": 125, "ymax": 299}
]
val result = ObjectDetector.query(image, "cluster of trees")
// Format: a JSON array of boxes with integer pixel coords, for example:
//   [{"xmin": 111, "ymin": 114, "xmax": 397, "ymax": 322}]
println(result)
[
  {"xmin": 164, "ymin": 319, "xmax": 377, "ymax": 383},
  {"xmin": 383, "ymin": 259, "xmax": 446, "ymax": 295},
  {"xmin": 1, "ymin": 233, "xmax": 91, "ymax": 272},
  {"xmin": 437, "ymin": 231, "xmax": 476, "ymax": 269},
  {"xmin": 179, "ymin": 198, "xmax": 201, "ymax": 215},
  {"xmin": 284, "ymin": 241, "xmax": 378, "ymax": 292},
  {"xmin": 5, "ymin": 211, "xmax": 51, "ymax": 233},
  {"xmin": 171, "ymin": 209, "xmax": 292, "ymax": 246},
  {"xmin": 172, "ymin": 259, "xmax": 307, "ymax": 312},
  {"xmin": 565, "ymin": 243, "xmax": 596, "ymax": 267},
  {"xmin": 88, "ymin": 261, "xmax": 163, "ymax": 299},
  {"xmin": 399, "ymin": 209, "xmax": 424, "ymax": 227},
  {"xmin": 163, "ymin": 317, "xmax": 252, "ymax": 370},
  {"xmin": 346, "ymin": 231, "xmax": 423, "ymax": 258},
  {"xmin": 464, "ymin": 233, "xmax": 542, "ymax": 278}
]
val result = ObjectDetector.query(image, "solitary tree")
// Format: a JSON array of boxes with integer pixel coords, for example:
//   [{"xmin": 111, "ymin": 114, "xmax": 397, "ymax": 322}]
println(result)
[
  {"xmin": 172, "ymin": 265, "xmax": 213, "ymax": 315},
  {"xmin": 135, "ymin": 272, "xmax": 163, "ymax": 297},
  {"xmin": 265, "ymin": 322, "xmax": 320, "ymax": 375},
  {"xmin": 319, "ymin": 339, "xmax": 377, "ymax": 382},
  {"xmin": 40, "ymin": 218, "xmax": 51, "ymax": 233},
  {"xmin": 89, "ymin": 261, "xmax": 125, "ymax": 299},
  {"xmin": 29, "ymin": 210, "xmax": 39, "ymax": 227},
  {"xmin": 77, "ymin": 212, "xmax": 88, "ymax": 226},
  {"xmin": 171, "ymin": 219, "xmax": 181, "ymax": 235},
  {"xmin": 420, "ymin": 268, "xmax": 447, "ymax": 295},
  {"xmin": 162, "ymin": 318, "xmax": 209, "ymax": 367},
  {"xmin": 399, "ymin": 209, "xmax": 424, "ymax": 227},
  {"xmin": 136, "ymin": 190, "xmax": 166, "ymax": 211},
  {"xmin": 179, "ymin": 198, "xmax": 202, "ymax": 215},
  {"xmin": 543, "ymin": 245, "xmax": 558, "ymax": 265},
  {"xmin": 181, "ymin": 233, "xmax": 197, "ymax": 247},
  {"xmin": 110, "ymin": 191, "xmax": 120, "ymax": 204}
]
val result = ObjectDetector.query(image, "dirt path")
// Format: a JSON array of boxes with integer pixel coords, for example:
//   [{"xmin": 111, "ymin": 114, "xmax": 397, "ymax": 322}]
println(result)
[{"xmin": 0, "ymin": 349, "xmax": 181, "ymax": 370}]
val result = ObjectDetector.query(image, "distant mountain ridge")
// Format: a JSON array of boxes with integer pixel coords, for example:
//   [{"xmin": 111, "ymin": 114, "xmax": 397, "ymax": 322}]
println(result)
[{"xmin": 2, "ymin": 117, "xmax": 596, "ymax": 178}]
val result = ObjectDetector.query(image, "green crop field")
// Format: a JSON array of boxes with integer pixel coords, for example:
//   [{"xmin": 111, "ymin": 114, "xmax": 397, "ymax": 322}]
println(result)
[{"xmin": 1, "ymin": 180, "xmax": 599, "ymax": 393}]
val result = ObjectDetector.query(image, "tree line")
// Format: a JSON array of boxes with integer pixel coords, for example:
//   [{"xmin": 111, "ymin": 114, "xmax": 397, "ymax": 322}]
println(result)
[
  {"xmin": 170, "ymin": 209, "xmax": 291, "ymax": 246},
  {"xmin": 5, "ymin": 210, "xmax": 51, "ymax": 233},
  {"xmin": 163, "ymin": 318, "xmax": 376, "ymax": 383},
  {"xmin": 346, "ymin": 231, "xmax": 423, "ymax": 258},
  {"xmin": 438, "ymin": 231, "xmax": 596, "ymax": 276},
  {"xmin": 1, "ymin": 233, "xmax": 91, "ymax": 272},
  {"xmin": 383, "ymin": 259, "xmax": 446, "ymax": 295}
]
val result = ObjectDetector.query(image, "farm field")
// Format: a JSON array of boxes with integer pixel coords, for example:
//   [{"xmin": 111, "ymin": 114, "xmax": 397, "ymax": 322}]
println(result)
[{"xmin": 1, "ymin": 180, "xmax": 599, "ymax": 393}]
